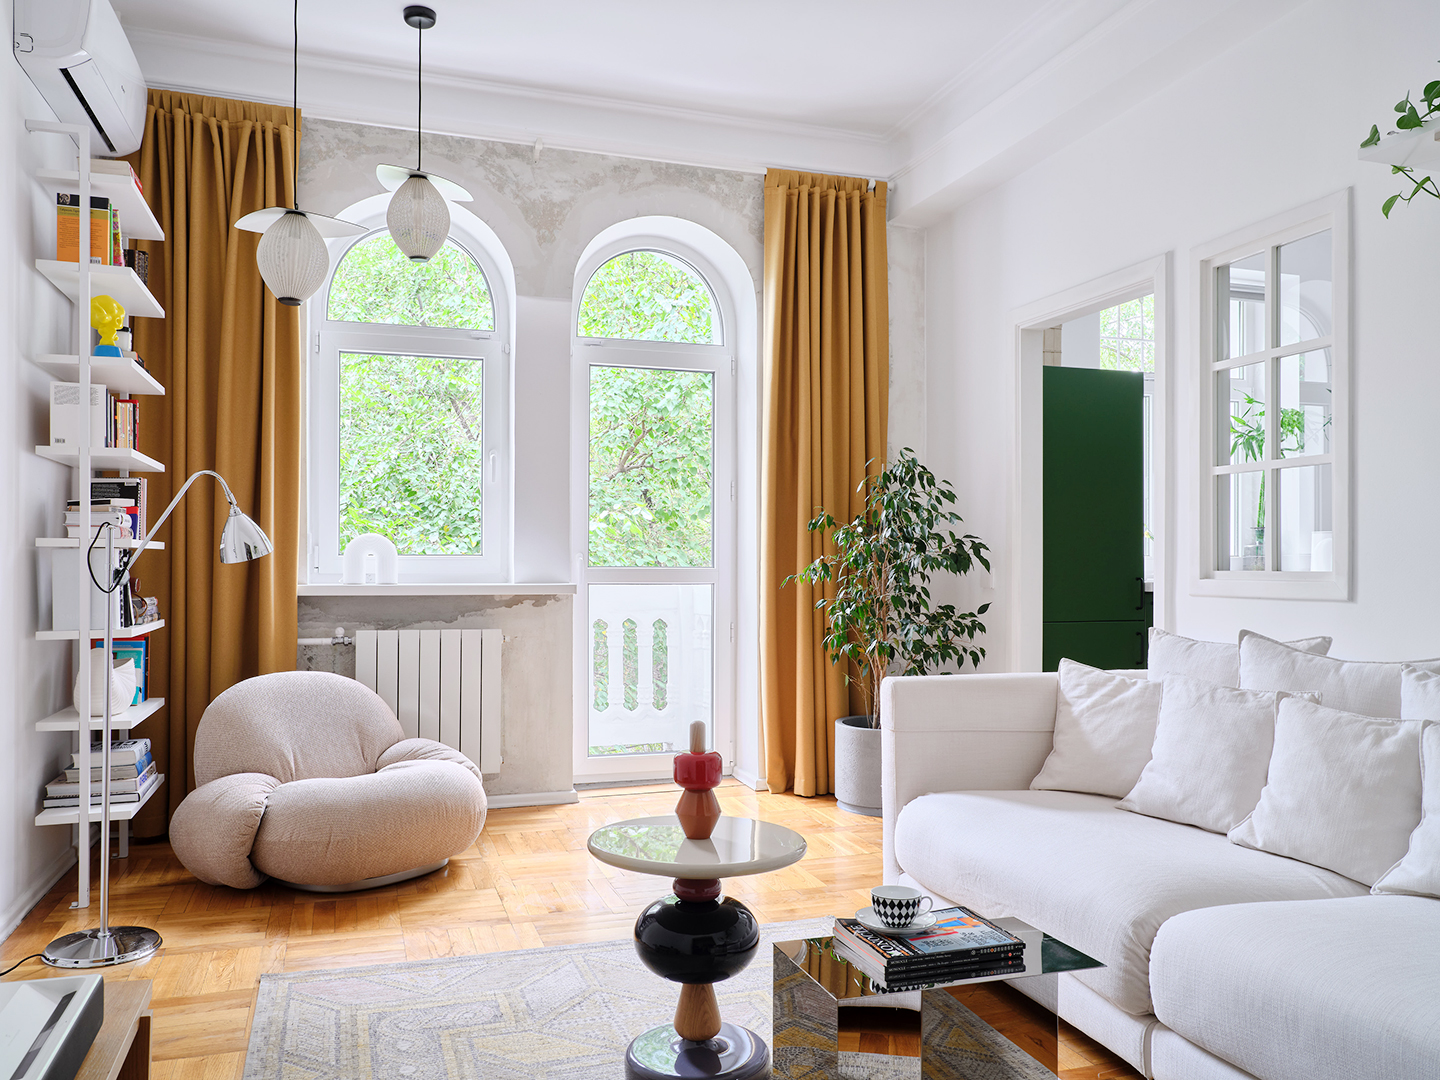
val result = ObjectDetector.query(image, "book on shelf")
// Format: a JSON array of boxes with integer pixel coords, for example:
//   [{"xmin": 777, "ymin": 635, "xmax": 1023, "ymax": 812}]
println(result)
[
  {"xmin": 63, "ymin": 751, "xmax": 154, "ymax": 783},
  {"xmin": 49, "ymin": 381, "xmax": 107, "ymax": 448},
  {"xmin": 87, "ymin": 479, "xmax": 147, "ymax": 540},
  {"xmin": 94, "ymin": 638, "xmax": 148, "ymax": 705},
  {"xmin": 56, "ymin": 193, "xmax": 114, "ymax": 265},
  {"xmin": 47, "ymin": 761, "xmax": 156, "ymax": 797},
  {"xmin": 834, "ymin": 906, "xmax": 1026, "ymax": 980},
  {"xmin": 73, "ymin": 738, "xmax": 151, "ymax": 769},
  {"xmin": 830, "ymin": 935, "xmax": 1025, "ymax": 991}
]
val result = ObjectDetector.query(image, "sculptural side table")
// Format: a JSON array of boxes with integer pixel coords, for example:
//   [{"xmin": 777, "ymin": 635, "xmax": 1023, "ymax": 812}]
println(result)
[{"xmin": 588, "ymin": 815, "xmax": 807, "ymax": 1079}]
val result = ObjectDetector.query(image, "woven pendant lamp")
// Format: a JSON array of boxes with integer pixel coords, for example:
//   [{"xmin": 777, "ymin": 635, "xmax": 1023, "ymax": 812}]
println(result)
[
  {"xmin": 377, "ymin": 5, "xmax": 471, "ymax": 262},
  {"xmin": 235, "ymin": 0, "xmax": 362, "ymax": 303}
]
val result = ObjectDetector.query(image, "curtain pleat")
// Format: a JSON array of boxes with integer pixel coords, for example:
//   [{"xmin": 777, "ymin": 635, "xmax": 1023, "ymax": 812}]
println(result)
[
  {"xmin": 126, "ymin": 91, "xmax": 302, "ymax": 836},
  {"xmin": 760, "ymin": 170, "xmax": 889, "ymax": 797}
]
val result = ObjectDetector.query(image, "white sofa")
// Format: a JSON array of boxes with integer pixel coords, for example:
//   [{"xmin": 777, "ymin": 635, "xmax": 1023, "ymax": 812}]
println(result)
[{"xmin": 880, "ymin": 670, "xmax": 1440, "ymax": 1080}]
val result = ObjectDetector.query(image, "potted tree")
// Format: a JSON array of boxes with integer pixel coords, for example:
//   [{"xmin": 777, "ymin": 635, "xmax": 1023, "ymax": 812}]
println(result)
[{"xmin": 786, "ymin": 449, "xmax": 991, "ymax": 814}]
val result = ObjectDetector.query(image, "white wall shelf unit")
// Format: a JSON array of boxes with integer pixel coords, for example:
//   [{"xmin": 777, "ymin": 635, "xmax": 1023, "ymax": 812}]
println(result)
[
  {"xmin": 34, "ymin": 168, "xmax": 165, "ymax": 241},
  {"xmin": 30, "ymin": 354, "xmax": 165, "ymax": 395},
  {"xmin": 35, "ymin": 446, "xmax": 165, "ymax": 472},
  {"xmin": 36, "ymin": 620, "xmax": 166, "ymax": 643},
  {"xmin": 34, "ymin": 260, "xmax": 164, "ymax": 317},
  {"xmin": 36, "ymin": 538, "xmax": 165, "ymax": 550},
  {"xmin": 35, "ymin": 776, "xmax": 166, "ymax": 827},
  {"xmin": 36, "ymin": 699, "xmax": 166, "ymax": 733}
]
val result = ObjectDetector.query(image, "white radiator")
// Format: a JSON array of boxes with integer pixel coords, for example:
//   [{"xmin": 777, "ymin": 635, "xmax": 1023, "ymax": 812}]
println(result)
[{"xmin": 354, "ymin": 629, "xmax": 502, "ymax": 774}]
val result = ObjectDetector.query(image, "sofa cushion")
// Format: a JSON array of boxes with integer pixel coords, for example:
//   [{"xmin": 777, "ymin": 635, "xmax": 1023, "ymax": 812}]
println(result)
[
  {"xmin": 1148, "ymin": 628, "xmax": 1331, "ymax": 688},
  {"xmin": 1117, "ymin": 676, "xmax": 1303, "ymax": 834},
  {"xmin": 1373, "ymin": 720, "xmax": 1440, "ymax": 899},
  {"xmin": 1403, "ymin": 665, "xmax": 1440, "ymax": 721},
  {"xmin": 1229, "ymin": 698, "xmax": 1425, "ymax": 885},
  {"xmin": 1150, "ymin": 895, "xmax": 1440, "ymax": 1080},
  {"xmin": 892, "ymin": 789, "xmax": 1367, "ymax": 1016},
  {"xmin": 1237, "ymin": 630, "xmax": 1440, "ymax": 718},
  {"xmin": 1030, "ymin": 661, "xmax": 1163, "ymax": 798}
]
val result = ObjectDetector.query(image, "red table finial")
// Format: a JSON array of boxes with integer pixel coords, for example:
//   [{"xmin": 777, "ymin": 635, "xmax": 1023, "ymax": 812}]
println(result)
[{"xmin": 674, "ymin": 720, "xmax": 722, "ymax": 840}]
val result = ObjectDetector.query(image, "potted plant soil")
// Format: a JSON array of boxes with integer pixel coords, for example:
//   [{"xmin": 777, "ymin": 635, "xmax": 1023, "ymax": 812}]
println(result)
[{"xmin": 787, "ymin": 449, "xmax": 991, "ymax": 814}]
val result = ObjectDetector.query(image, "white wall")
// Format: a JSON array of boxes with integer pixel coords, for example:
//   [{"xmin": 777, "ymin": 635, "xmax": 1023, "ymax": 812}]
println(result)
[
  {"xmin": 1, "ymin": 15, "xmax": 92, "ymax": 938},
  {"xmin": 923, "ymin": 0, "xmax": 1440, "ymax": 667}
]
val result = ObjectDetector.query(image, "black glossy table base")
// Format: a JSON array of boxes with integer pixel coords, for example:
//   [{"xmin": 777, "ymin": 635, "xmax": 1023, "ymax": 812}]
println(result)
[
  {"xmin": 628, "ymin": 886, "xmax": 767, "ymax": 1079},
  {"xmin": 625, "ymin": 1022, "xmax": 769, "ymax": 1080}
]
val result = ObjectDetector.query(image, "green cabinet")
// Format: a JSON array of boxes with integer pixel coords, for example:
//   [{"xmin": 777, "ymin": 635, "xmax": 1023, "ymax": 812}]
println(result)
[{"xmin": 1042, "ymin": 366, "xmax": 1149, "ymax": 671}]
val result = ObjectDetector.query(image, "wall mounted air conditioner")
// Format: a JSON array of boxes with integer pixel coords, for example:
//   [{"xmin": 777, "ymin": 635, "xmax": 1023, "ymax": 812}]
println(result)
[{"xmin": 13, "ymin": 0, "xmax": 147, "ymax": 156}]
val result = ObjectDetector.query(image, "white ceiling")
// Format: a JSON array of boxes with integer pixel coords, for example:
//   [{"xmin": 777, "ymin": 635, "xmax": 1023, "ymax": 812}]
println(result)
[
  {"xmin": 111, "ymin": 0, "xmax": 1301, "ymax": 223},
  {"xmin": 114, "ymin": 0, "xmax": 1075, "ymax": 138}
]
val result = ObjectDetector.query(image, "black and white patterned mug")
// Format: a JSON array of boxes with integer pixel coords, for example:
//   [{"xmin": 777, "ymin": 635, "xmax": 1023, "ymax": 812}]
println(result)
[{"xmin": 870, "ymin": 885, "xmax": 933, "ymax": 929}]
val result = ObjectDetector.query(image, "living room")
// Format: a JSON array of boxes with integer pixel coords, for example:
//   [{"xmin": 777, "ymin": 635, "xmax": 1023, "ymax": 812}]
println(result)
[{"xmin": 1, "ymin": 1, "xmax": 1436, "ymax": 1079}]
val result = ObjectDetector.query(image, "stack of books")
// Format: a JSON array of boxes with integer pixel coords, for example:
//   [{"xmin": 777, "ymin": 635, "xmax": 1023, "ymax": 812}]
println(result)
[
  {"xmin": 833, "ymin": 906, "xmax": 1027, "ymax": 991},
  {"xmin": 43, "ymin": 739, "xmax": 156, "ymax": 809},
  {"xmin": 65, "ymin": 499, "xmax": 136, "ymax": 541},
  {"xmin": 48, "ymin": 385, "xmax": 142, "ymax": 452}
]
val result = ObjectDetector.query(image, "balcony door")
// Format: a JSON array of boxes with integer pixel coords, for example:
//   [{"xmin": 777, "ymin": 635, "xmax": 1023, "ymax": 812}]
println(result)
[{"xmin": 571, "ymin": 250, "xmax": 735, "ymax": 783}]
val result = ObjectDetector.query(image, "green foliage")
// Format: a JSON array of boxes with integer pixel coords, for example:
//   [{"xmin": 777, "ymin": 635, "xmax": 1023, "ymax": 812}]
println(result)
[
  {"xmin": 339, "ymin": 352, "xmax": 484, "ymax": 555},
  {"xmin": 589, "ymin": 366, "xmax": 713, "ymax": 567},
  {"xmin": 578, "ymin": 251, "xmax": 718, "ymax": 344},
  {"xmin": 786, "ymin": 449, "xmax": 992, "ymax": 726},
  {"xmin": 1098, "ymin": 295, "xmax": 1155, "ymax": 372},
  {"xmin": 329, "ymin": 233, "xmax": 494, "ymax": 330},
  {"xmin": 1361, "ymin": 65, "xmax": 1440, "ymax": 217},
  {"xmin": 593, "ymin": 620, "xmax": 609, "ymax": 712},
  {"xmin": 652, "ymin": 619, "xmax": 669, "ymax": 711},
  {"xmin": 622, "ymin": 619, "xmax": 639, "ymax": 711}
]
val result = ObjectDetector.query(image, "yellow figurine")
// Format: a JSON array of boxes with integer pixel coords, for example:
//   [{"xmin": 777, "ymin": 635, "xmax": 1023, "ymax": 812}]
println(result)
[{"xmin": 91, "ymin": 294, "xmax": 126, "ymax": 357}]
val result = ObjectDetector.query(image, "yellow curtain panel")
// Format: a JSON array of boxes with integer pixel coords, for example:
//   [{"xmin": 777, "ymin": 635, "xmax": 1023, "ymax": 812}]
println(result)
[
  {"xmin": 760, "ymin": 169, "xmax": 889, "ymax": 797},
  {"xmin": 126, "ymin": 91, "xmax": 302, "ymax": 837}
]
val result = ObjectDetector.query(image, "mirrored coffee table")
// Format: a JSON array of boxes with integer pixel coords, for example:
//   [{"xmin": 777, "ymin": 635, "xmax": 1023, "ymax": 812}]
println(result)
[
  {"xmin": 773, "ymin": 933, "xmax": 1104, "ymax": 1079},
  {"xmin": 588, "ymin": 814, "xmax": 807, "ymax": 1080}
]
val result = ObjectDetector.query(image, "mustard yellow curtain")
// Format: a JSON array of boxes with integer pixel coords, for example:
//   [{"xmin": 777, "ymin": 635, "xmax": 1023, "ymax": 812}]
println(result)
[
  {"xmin": 760, "ymin": 169, "xmax": 889, "ymax": 797},
  {"xmin": 126, "ymin": 91, "xmax": 302, "ymax": 836}
]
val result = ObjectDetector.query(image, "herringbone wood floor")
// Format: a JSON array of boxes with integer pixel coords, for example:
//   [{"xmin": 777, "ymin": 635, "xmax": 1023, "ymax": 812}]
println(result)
[{"xmin": 0, "ymin": 781, "xmax": 1140, "ymax": 1079}]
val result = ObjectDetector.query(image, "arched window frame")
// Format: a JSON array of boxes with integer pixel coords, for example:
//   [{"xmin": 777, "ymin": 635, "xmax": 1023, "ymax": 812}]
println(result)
[
  {"xmin": 569, "ymin": 225, "xmax": 753, "ymax": 784},
  {"xmin": 306, "ymin": 197, "xmax": 514, "ymax": 584}
]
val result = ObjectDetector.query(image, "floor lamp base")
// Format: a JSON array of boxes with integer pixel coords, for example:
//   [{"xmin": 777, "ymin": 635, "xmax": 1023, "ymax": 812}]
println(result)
[{"xmin": 42, "ymin": 926, "xmax": 162, "ymax": 968}]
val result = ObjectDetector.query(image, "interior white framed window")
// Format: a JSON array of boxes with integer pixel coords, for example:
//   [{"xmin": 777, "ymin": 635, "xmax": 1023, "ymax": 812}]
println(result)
[
  {"xmin": 308, "ymin": 204, "xmax": 513, "ymax": 584},
  {"xmin": 1194, "ymin": 191, "xmax": 1350, "ymax": 600},
  {"xmin": 570, "ymin": 234, "xmax": 738, "ymax": 785}
]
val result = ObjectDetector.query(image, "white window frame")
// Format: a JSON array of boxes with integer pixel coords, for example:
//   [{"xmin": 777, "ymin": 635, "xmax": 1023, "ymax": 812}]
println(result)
[
  {"xmin": 570, "ymin": 236, "xmax": 738, "ymax": 784},
  {"xmin": 308, "ymin": 213, "xmax": 513, "ymax": 584},
  {"xmin": 1193, "ymin": 191, "xmax": 1350, "ymax": 601}
]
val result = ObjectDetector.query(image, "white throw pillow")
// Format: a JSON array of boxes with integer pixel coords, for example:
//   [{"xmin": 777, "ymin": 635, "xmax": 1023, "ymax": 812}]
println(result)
[
  {"xmin": 1400, "ymin": 665, "xmax": 1440, "ymax": 721},
  {"xmin": 1030, "ymin": 660, "xmax": 1163, "ymax": 798},
  {"xmin": 1237, "ymin": 631, "xmax": 1440, "ymax": 718},
  {"xmin": 1147, "ymin": 628, "xmax": 1331, "ymax": 688},
  {"xmin": 1229, "ymin": 697, "xmax": 1425, "ymax": 885},
  {"xmin": 1117, "ymin": 676, "xmax": 1305, "ymax": 834},
  {"xmin": 1372, "ymin": 721, "xmax": 1440, "ymax": 899}
]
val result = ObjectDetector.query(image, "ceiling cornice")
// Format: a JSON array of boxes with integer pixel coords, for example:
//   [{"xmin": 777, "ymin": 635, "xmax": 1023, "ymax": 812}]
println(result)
[{"xmin": 126, "ymin": 26, "xmax": 895, "ymax": 179}]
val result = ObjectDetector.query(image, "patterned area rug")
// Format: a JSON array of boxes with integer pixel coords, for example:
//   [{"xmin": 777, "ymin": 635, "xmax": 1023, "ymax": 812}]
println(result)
[{"xmin": 243, "ymin": 918, "xmax": 1052, "ymax": 1080}]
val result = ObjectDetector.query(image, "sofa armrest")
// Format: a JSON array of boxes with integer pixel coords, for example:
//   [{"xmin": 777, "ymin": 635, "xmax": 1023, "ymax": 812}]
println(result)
[
  {"xmin": 378, "ymin": 738, "xmax": 483, "ymax": 784},
  {"xmin": 880, "ymin": 672, "xmax": 1059, "ymax": 882},
  {"xmin": 170, "ymin": 772, "xmax": 280, "ymax": 889}
]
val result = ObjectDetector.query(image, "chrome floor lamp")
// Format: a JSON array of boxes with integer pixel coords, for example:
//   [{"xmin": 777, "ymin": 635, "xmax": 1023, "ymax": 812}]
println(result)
[{"xmin": 43, "ymin": 470, "xmax": 273, "ymax": 968}]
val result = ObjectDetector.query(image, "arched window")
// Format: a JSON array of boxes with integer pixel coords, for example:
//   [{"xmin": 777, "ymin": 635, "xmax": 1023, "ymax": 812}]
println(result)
[
  {"xmin": 574, "ymin": 225, "xmax": 749, "ymax": 779},
  {"xmin": 308, "ymin": 205, "xmax": 512, "ymax": 584},
  {"xmin": 578, "ymin": 250, "xmax": 721, "ymax": 345}
]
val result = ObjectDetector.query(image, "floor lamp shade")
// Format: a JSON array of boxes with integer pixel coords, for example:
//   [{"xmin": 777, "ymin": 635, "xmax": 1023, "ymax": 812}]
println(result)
[
  {"xmin": 256, "ymin": 210, "xmax": 330, "ymax": 305},
  {"xmin": 387, "ymin": 174, "xmax": 449, "ymax": 261}
]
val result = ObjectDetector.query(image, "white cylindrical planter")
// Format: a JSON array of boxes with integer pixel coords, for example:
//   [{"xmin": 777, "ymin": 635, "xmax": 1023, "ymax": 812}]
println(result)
[{"xmin": 834, "ymin": 716, "xmax": 882, "ymax": 816}]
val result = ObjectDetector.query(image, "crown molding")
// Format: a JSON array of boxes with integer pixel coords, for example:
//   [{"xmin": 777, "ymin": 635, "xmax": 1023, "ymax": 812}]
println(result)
[{"xmin": 126, "ymin": 26, "xmax": 895, "ymax": 179}]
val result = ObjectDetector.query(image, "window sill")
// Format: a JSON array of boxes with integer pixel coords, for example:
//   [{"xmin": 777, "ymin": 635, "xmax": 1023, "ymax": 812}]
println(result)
[{"xmin": 297, "ymin": 583, "xmax": 577, "ymax": 597}]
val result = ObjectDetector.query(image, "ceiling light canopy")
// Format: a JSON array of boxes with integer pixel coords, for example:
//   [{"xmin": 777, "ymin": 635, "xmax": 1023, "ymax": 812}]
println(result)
[
  {"xmin": 235, "ymin": 0, "xmax": 361, "ymax": 305},
  {"xmin": 378, "ymin": 5, "xmax": 472, "ymax": 263}
]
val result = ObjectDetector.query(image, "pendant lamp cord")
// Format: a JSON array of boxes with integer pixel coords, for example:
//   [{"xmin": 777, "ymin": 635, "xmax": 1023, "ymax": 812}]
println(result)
[
  {"xmin": 292, "ymin": 0, "xmax": 299, "ymax": 210},
  {"xmin": 416, "ymin": 20, "xmax": 424, "ymax": 171}
]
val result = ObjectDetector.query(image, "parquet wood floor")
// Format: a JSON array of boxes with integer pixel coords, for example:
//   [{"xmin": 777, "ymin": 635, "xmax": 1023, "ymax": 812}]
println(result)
[{"xmin": 0, "ymin": 781, "xmax": 1141, "ymax": 1080}]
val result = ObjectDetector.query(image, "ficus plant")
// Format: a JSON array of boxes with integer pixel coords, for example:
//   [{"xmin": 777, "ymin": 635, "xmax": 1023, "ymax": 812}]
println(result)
[
  {"xmin": 785, "ymin": 449, "xmax": 991, "ymax": 728},
  {"xmin": 1360, "ymin": 63, "xmax": 1440, "ymax": 218}
]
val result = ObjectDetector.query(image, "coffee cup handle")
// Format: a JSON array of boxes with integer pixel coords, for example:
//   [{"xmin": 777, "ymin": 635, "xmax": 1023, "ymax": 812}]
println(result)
[{"xmin": 916, "ymin": 896, "xmax": 933, "ymax": 917}]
